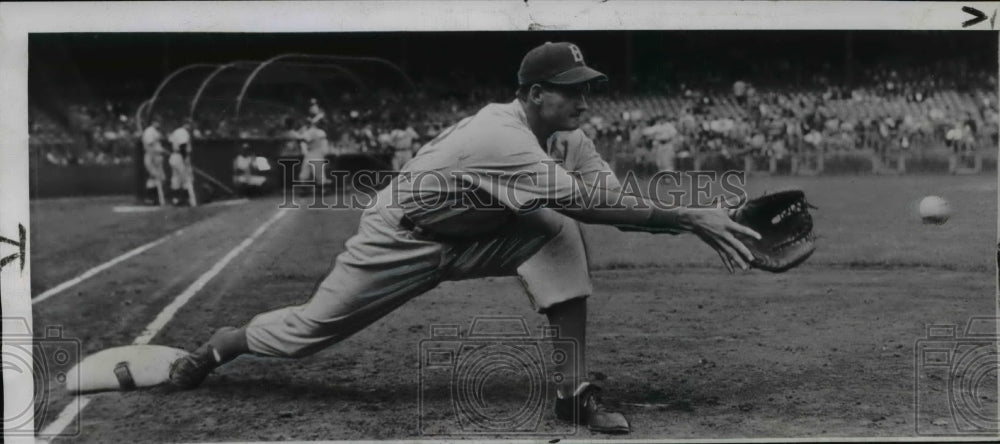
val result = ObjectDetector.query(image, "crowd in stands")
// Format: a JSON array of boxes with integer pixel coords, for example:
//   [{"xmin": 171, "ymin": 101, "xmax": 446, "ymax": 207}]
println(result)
[
  {"xmin": 30, "ymin": 62, "xmax": 998, "ymax": 171},
  {"xmin": 30, "ymin": 100, "xmax": 138, "ymax": 166},
  {"xmin": 586, "ymin": 78, "xmax": 997, "ymax": 171}
]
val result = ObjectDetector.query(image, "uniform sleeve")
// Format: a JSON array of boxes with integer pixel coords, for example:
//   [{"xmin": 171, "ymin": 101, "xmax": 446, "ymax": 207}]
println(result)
[
  {"xmin": 458, "ymin": 131, "xmax": 580, "ymax": 214},
  {"xmin": 555, "ymin": 130, "xmax": 622, "ymax": 192}
]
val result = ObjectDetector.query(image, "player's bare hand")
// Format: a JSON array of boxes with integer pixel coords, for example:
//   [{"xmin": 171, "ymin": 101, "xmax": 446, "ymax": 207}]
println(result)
[{"xmin": 683, "ymin": 208, "xmax": 761, "ymax": 273}]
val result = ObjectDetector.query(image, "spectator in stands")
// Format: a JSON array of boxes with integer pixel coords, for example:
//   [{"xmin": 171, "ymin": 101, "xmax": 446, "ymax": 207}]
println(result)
[
  {"xmin": 981, "ymin": 105, "xmax": 999, "ymax": 145},
  {"xmin": 216, "ymin": 118, "xmax": 235, "ymax": 138},
  {"xmin": 277, "ymin": 117, "xmax": 302, "ymax": 157},
  {"xmin": 732, "ymin": 80, "xmax": 748, "ymax": 107},
  {"xmin": 45, "ymin": 148, "xmax": 68, "ymax": 166}
]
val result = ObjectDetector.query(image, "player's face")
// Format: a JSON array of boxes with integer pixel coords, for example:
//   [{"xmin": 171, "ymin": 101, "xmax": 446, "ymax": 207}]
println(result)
[{"xmin": 538, "ymin": 82, "xmax": 590, "ymax": 131}]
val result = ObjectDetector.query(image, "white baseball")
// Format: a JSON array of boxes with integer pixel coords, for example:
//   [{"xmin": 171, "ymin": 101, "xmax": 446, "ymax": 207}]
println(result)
[{"xmin": 918, "ymin": 196, "xmax": 951, "ymax": 224}]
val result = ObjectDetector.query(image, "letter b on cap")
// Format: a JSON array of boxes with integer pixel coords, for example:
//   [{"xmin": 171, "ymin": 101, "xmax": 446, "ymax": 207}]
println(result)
[{"xmin": 568, "ymin": 44, "xmax": 583, "ymax": 63}]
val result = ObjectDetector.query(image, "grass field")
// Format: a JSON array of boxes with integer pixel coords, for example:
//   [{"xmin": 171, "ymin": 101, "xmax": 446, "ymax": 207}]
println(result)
[{"xmin": 28, "ymin": 173, "xmax": 998, "ymax": 442}]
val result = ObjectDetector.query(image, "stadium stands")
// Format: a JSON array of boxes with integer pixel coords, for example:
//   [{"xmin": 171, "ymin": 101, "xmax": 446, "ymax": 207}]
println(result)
[{"xmin": 28, "ymin": 63, "xmax": 997, "ymax": 176}]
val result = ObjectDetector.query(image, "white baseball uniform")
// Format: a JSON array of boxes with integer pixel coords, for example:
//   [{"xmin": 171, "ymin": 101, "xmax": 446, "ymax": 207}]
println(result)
[
  {"xmin": 246, "ymin": 100, "xmax": 620, "ymax": 358},
  {"xmin": 298, "ymin": 126, "xmax": 329, "ymax": 184},
  {"xmin": 168, "ymin": 126, "xmax": 193, "ymax": 190},
  {"xmin": 390, "ymin": 126, "xmax": 419, "ymax": 170},
  {"xmin": 644, "ymin": 122, "xmax": 679, "ymax": 172},
  {"xmin": 142, "ymin": 125, "xmax": 166, "ymax": 185}
]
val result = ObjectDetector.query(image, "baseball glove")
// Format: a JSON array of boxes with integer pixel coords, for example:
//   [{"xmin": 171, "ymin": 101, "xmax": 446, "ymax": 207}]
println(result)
[{"xmin": 730, "ymin": 190, "xmax": 815, "ymax": 273}]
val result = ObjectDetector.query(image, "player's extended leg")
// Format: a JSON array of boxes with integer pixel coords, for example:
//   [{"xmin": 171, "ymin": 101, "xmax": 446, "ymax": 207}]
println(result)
[
  {"xmin": 169, "ymin": 203, "xmax": 449, "ymax": 389},
  {"xmin": 170, "ymin": 207, "xmax": 584, "ymax": 392},
  {"xmin": 248, "ymin": 207, "xmax": 567, "ymax": 359},
  {"xmin": 516, "ymin": 218, "xmax": 631, "ymax": 433}
]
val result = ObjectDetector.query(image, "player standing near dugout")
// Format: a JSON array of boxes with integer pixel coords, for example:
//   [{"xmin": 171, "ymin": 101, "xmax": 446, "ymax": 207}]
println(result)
[
  {"xmin": 170, "ymin": 42, "xmax": 761, "ymax": 434},
  {"xmin": 233, "ymin": 143, "xmax": 268, "ymax": 196},
  {"xmin": 168, "ymin": 119, "xmax": 196, "ymax": 206},
  {"xmin": 297, "ymin": 118, "xmax": 330, "ymax": 190},
  {"xmin": 390, "ymin": 123, "xmax": 420, "ymax": 170},
  {"xmin": 141, "ymin": 118, "xmax": 168, "ymax": 205}
]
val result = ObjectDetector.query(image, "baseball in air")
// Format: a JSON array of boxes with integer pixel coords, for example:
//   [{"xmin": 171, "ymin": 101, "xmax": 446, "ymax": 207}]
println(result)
[{"xmin": 918, "ymin": 196, "xmax": 951, "ymax": 224}]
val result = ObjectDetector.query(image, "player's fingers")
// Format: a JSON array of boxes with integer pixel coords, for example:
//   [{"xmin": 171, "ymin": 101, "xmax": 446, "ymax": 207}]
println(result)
[
  {"xmin": 715, "ymin": 236, "xmax": 748, "ymax": 270},
  {"xmin": 728, "ymin": 220, "xmax": 762, "ymax": 240},
  {"xmin": 698, "ymin": 233, "xmax": 734, "ymax": 273},
  {"xmin": 722, "ymin": 232, "xmax": 755, "ymax": 264},
  {"xmin": 714, "ymin": 247, "xmax": 735, "ymax": 274}
]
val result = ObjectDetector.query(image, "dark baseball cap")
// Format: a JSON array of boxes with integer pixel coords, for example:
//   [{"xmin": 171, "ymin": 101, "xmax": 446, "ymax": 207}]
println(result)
[{"xmin": 518, "ymin": 42, "xmax": 607, "ymax": 86}]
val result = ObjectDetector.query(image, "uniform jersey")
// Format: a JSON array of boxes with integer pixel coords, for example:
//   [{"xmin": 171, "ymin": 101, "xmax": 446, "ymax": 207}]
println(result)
[
  {"xmin": 169, "ymin": 127, "xmax": 192, "ymax": 156},
  {"xmin": 233, "ymin": 155, "xmax": 254, "ymax": 175},
  {"xmin": 391, "ymin": 127, "xmax": 420, "ymax": 151},
  {"xmin": 388, "ymin": 100, "xmax": 607, "ymax": 237},
  {"xmin": 302, "ymin": 127, "xmax": 328, "ymax": 158},
  {"xmin": 142, "ymin": 126, "xmax": 163, "ymax": 153}
]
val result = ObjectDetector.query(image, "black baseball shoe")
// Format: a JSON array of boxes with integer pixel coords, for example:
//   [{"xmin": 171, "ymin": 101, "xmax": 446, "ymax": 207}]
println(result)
[
  {"xmin": 554, "ymin": 381, "xmax": 631, "ymax": 434},
  {"xmin": 168, "ymin": 327, "xmax": 236, "ymax": 390}
]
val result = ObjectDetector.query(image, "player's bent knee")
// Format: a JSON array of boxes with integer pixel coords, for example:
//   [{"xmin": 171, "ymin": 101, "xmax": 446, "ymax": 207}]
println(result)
[{"xmin": 517, "ymin": 217, "xmax": 593, "ymax": 313}]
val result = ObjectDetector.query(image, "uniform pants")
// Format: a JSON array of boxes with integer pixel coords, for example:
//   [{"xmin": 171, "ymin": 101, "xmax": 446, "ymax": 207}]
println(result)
[
  {"xmin": 169, "ymin": 153, "xmax": 193, "ymax": 190},
  {"xmin": 298, "ymin": 152, "xmax": 329, "ymax": 185},
  {"xmin": 246, "ymin": 193, "xmax": 591, "ymax": 358},
  {"xmin": 144, "ymin": 152, "xmax": 165, "ymax": 184},
  {"xmin": 655, "ymin": 143, "xmax": 676, "ymax": 172}
]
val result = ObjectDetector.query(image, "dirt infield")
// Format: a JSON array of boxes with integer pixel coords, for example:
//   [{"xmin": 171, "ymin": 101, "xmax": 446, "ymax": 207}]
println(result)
[{"xmin": 30, "ymin": 174, "xmax": 997, "ymax": 441}]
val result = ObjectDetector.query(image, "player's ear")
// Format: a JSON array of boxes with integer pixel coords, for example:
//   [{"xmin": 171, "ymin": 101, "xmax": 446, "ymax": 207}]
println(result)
[{"xmin": 528, "ymin": 83, "xmax": 546, "ymax": 105}]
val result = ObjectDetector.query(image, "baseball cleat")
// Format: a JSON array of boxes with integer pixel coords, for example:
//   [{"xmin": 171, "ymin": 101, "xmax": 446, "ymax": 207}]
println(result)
[
  {"xmin": 554, "ymin": 381, "xmax": 631, "ymax": 434},
  {"xmin": 168, "ymin": 327, "xmax": 236, "ymax": 390}
]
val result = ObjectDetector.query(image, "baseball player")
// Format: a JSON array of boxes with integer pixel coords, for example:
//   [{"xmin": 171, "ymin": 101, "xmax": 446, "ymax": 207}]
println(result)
[
  {"xmin": 390, "ymin": 123, "xmax": 420, "ymax": 170},
  {"xmin": 643, "ymin": 119, "xmax": 680, "ymax": 172},
  {"xmin": 141, "ymin": 119, "xmax": 167, "ymax": 205},
  {"xmin": 297, "ymin": 119, "xmax": 330, "ymax": 189},
  {"xmin": 308, "ymin": 97, "xmax": 326, "ymax": 125},
  {"xmin": 233, "ymin": 143, "xmax": 269, "ymax": 196},
  {"xmin": 170, "ymin": 42, "xmax": 760, "ymax": 434},
  {"xmin": 168, "ymin": 119, "xmax": 196, "ymax": 206}
]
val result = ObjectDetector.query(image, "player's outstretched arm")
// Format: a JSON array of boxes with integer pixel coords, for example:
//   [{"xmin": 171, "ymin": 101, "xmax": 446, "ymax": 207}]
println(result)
[{"xmin": 554, "ymin": 188, "xmax": 760, "ymax": 272}]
